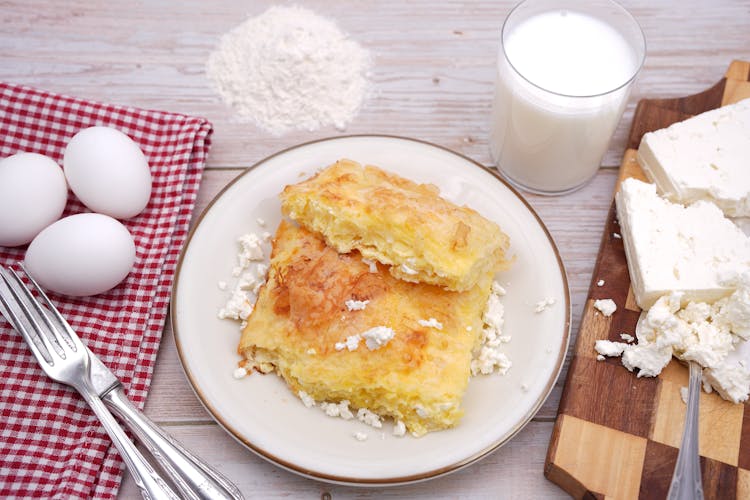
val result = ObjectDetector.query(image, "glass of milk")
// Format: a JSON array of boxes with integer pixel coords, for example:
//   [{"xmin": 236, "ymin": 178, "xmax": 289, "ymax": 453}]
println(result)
[{"xmin": 490, "ymin": 0, "xmax": 645, "ymax": 195}]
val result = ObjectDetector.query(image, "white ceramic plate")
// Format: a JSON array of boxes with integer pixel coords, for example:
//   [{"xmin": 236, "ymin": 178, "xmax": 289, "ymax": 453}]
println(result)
[{"xmin": 172, "ymin": 136, "xmax": 570, "ymax": 486}]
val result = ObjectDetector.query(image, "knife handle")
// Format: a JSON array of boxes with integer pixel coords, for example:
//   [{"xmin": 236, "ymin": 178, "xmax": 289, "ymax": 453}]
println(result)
[{"xmin": 103, "ymin": 386, "xmax": 244, "ymax": 500}]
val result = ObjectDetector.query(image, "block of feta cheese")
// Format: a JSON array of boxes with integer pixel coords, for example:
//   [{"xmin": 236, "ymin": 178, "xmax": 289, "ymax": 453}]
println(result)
[
  {"xmin": 637, "ymin": 98, "xmax": 750, "ymax": 217},
  {"xmin": 615, "ymin": 178, "xmax": 750, "ymax": 309}
]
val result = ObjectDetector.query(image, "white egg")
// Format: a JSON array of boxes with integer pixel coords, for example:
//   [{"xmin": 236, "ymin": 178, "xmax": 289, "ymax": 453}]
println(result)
[
  {"xmin": 64, "ymin": 126, "xmax": 152, "ymax": 219},
  {"xmin": 24, "ymin": 213, "xmax": 136, "ymax": 297},
  {"xmin": 0, "ymin": 153, "xmax": 68, "ymax": 247}
]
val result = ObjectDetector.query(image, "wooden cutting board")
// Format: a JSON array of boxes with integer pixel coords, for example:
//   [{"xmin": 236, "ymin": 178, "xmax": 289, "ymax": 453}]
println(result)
[{"xmin": 545, "ymin": 60, "xmax": 750, "ymax": 499}]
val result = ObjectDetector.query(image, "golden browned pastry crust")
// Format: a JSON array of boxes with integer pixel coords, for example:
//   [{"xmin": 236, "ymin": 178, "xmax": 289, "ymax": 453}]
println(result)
[
  {"xmin": 279, "ymin": 159, "xmax": 510, "ymax": 291},
  {"xmin": 238, "ymin": 220, "xmax": 492, "ymax": 436}
]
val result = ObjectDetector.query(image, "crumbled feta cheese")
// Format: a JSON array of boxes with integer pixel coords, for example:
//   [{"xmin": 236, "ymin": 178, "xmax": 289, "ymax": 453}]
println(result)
[
  {"xmin": 298, "ymin": 390, "xmax": 316, "ymax": 408},
  {"xmin": 596, "ymin": 354, "xmax": 605, "ymax": 361},
  {"xmin": 597, "ymin": 279, "xmax": 605, "ymax": 287},
  {"xmin": 613, "ymin": 232, "xmax": 622, "ymax": 239},
  {"xmin": 232, "ymin": 367, "xmax": 248, "ymax": 379},
  {"xmin": 595, "ymin": 279, "xmax": 750, "ymax": 403},
  {"xmin": 237, "ymin": 233, "xmax": 264, "ymax": 267},
  {"xmin": 483, "ymin": 290, "xmax": 505, "ymax": 339},
  {"xmin": 713, "ymin": 273, "xmax": 750, "ymax": 340},
  {"xmin": 256, "ymin": 217, "xmax": 266, "ymax": 227},
  {"xmin": 471, "ymin": 346, "xmax": 512, "ymax": 376},
  {"xmin": 345, "ymin": 299, "xmax": 369, "ymax": 311},
  {"xmin": 472, "ymin": 281, "xmax": 512, "ymax": 376},
  {"xmin": 217, "ymin": 288, "xmax": 253, "ymax": 321},
  {"xmin": 236, "ymin": 272, "xmax": 258, "ymax": 291},
  {"xmin": 353, "ymin": 432, "xmax": 368, "ymax": 441},
  {"xmin": 393, "ymin": 420, "xmax": 406, "ymax": 437},
  {"xmin": 356, "ymin": 408, "xmax": 383, "ymax": 428},
  {"xmin": 321, "ymin": 400, "xmax": 354, "ymax": 419},
  {"xmin": 361, "ymin": 258, "xmax": 377, "ymax": 273},
  {"xmin": 335, "ymin": 334, "xmax": 361, "ymax": 352},
  {"xmin": 704, "ymin": 359, "xmax": 750, "ymax": 404},
  {"xmin": 620, "ymin": 333, "xmax": 635, "ymax": 343},
  {"xmin": 418, "ymin": 318, "xmax": 443, "ymax": 330},
  {"xmin": 361, "ymin": 326, "xmax": 395, "ymax": 350},
  {"xmin": 492, "ymin": 282, "xmax": 507, "ymax": 296},
  {"xmin": 534, "ymin": 297, "xmax": 556, "ymax": 313},
  {"xmin": 595, "ymin": 339, "xmax": 627, "ymax": 357},
  {"xmin": 621, "ymin": 343, "xmax": 673, "ymax": 378},
  {"xmin": 594, "ymin": 299, "xmax": 617, "ymax": 317},
  {"xmin": 261, "ymin": 231, "xmax": 272, "ymax": 242},
  {"xmin": 400, "ymin": 263, "xmax": 418, "ymax": 275}
]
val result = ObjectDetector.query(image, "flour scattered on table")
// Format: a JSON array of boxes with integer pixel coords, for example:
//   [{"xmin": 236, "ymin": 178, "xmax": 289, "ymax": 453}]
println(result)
[{"xmin": 206, "ymin": 5, "xmax": 371, "ymax": 135}]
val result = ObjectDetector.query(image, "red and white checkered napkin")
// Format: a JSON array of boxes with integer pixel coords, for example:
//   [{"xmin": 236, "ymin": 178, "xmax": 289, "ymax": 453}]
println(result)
[{"xmin": 0, "ymin": 82, "xmax": 213, "ymax": 499}]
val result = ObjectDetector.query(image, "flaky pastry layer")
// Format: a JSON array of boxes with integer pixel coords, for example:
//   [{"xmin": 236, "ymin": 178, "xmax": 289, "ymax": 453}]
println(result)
[
  {"xmin": 280, "ymin": 159, "xmax": 510, "ymax": 291},
  {"xmin": 238, "ymin": 221, "xmax": 493, "ymax": 436}
]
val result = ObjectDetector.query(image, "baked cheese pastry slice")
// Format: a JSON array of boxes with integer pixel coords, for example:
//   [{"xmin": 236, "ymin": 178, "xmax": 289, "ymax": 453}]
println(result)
[
  {"xmin": 280, "ymin": 159, "xmax": 510, "ymax": 292},
  {"xmin": 238, "ymin": 220, "xmax": 493, "ymax": 436}
]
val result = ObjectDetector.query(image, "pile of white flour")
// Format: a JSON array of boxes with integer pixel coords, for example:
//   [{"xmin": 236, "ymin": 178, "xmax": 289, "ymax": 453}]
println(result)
[{"xmin": 206, "ymin": 5, "xmax": 371, "ymax": 135}]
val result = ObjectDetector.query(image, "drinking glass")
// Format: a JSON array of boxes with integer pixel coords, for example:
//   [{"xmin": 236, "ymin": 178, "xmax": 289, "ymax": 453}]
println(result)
[{"xmin": 490, "ymin": 0, "xmax": 646, "ymax": 195}]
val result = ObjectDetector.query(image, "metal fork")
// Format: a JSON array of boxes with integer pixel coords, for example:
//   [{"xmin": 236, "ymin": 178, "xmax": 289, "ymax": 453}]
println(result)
[{"xmin": 0, "ymin": 266, "xmax": 179, "ymax": 500}]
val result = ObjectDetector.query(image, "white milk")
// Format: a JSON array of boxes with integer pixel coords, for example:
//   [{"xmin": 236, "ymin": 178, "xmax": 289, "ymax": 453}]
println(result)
[{"xmin": 490, "ymin": 9, "xmax": 642, "ymax": 194}]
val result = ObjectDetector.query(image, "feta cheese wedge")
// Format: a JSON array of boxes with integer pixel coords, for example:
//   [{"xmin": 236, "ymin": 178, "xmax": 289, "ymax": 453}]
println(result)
[
  {"xmin": 615, "ymin": 178, "xmax": 750, "ymax": 309},
  {"xmin": 637, "ymin": 98, "xmax": 750, "ymax": 217}
]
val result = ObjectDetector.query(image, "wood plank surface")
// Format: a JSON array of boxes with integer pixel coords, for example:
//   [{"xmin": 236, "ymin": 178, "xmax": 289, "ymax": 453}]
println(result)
[
  {"xmin": 1, "ymin": 1, "xmax": 749, "ymax": 498},
  {"xmin": 546, "ymin": 61, "xmax": 750, "ymax": 499}
]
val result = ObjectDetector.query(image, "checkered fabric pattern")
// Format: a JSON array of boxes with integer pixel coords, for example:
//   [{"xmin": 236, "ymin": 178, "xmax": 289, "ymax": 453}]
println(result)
[{"xmin": 0, "ymin": 82, "xmax": 212, "ymax": 499}]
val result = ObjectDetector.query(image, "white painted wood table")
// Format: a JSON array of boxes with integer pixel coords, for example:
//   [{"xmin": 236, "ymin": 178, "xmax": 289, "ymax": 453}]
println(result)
[{"xmin": 2, "ymin": 1, "xmax": 748, "ymax": 498}]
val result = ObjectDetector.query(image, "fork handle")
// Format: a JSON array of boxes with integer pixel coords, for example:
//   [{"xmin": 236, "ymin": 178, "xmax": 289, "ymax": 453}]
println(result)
[
  {"xmin": 80, "ymin": 389, "xmax": 180, "ymax": 500},
  {"xmin": 667, "ymin": 361, "xmax": 704, "ymax": 500},
  {"xmin": 103, "ymin": 386, "xmax": 243, "ymax": 500}
]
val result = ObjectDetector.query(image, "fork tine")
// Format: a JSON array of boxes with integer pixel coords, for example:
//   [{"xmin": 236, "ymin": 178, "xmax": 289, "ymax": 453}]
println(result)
[
  {"xmin": 0, "ymin": 268, "xmax": 57, "ymax": 364},
  {"xmin": 19, "ymin": 263, "xmax": 82, "ymax": 352},
  {"xmin": 6, "ymin": 266, "xmax": 80, "ymax": 356},
  {"xmin": 6, "ymin": 267, "xmax": 60, "ymax": 338}
]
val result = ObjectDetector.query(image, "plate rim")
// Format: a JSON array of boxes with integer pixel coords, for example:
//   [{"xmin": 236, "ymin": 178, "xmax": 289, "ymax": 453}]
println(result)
[{"xmin": 170, "ymin": 134, "xmax": 571, "ymax": 486}]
